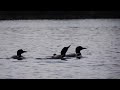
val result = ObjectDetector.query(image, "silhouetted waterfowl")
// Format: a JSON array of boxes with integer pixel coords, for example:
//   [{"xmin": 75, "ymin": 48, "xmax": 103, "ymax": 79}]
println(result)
[
  {"xmin": 65, "ymin": 46, "xmax": 87, "ymax": 59},
  {"xmin": 41, "ymin": 45, "xmax": 71, "ymax": 60},
  {"xmin": 76, "ymin": 46, "xmax": 87, "ymax": 59},
  {"xmin": 60, "ymin": 45, "xmax": 71, "ymax": 59},
  {"xmin": 36, "ymin": 45, "xmax": 86, "ymax": 60},
  {"xmin": 11, "ymin": 49, "xmax": 27, "ymax": 60}
]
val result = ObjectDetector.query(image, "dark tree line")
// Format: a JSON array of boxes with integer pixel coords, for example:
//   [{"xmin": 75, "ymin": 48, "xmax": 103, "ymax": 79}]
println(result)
[{"xmin": 0, "ymin": 11, "xmax": 120, "ymax": 20}]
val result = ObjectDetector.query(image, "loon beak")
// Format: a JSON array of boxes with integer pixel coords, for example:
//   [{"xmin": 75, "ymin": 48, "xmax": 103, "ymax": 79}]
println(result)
[
  {"xmin": 23, "ymin": 51, "xmax": 27, "ymax": 53},
  {"xmin": 82, "ymin": 47, "xmax": 87, "ymax": 49}
]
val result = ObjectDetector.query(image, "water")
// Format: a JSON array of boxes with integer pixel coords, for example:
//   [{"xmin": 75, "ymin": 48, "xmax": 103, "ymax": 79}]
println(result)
[{"xmin": 0, "ymin": 19, "xmax": 120, "ymax": 79}]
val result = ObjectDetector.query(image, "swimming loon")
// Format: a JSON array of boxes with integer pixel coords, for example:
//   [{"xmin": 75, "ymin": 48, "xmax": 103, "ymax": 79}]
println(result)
[
  {"xmin": 35, "ymin": 45, "xmax": 86, "ymax": 60},
  {"xmin": 75, "ymin": 46, "xmax": 86, "ymax": 59},
  {"xmin": 11, "ymin": 49, "xmax": 27, "ymax": 60},
  {"xmin": 65, "ymin": 46, "xmax": 87, "ymax": 59},
  {"xmin": 46, "ymin": 45, "xmax": 71, "ymax": 60}
]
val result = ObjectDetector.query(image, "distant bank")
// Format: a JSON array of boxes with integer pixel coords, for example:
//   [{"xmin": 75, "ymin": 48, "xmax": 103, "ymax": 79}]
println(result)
[{"xmin": 0, "ymin": 11, "xmax": 120, "ymax": 20}]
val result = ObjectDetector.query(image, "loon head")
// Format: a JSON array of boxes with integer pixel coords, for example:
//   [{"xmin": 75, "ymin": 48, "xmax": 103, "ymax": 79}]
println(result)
[
  {"xmin": 17, "ymin": 49, "xmax": 27, "ymax": 57},
  {"xmin": 75, "ymin": 46, "xmax": 86, "ymax": 59},
  {"xmin": 76, "ymin": 46, "xmax": 87, "ymax": 53},
  {"xmin": 79, "ymin": 46, "xmax": 87, "ymax": 50}
]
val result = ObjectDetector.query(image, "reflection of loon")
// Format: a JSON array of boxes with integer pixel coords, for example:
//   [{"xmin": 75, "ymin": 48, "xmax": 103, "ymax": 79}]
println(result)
[
  {"xmin": 11, "ymin": 49, "xmax": 27, "ymax": 60},
  {"xmin": 66, "ymin": 46, "xmax": 87, "ymax": 59},
  {"xmin": 47, "ymin": 45, "xmax": 71, "ymax": 60}
]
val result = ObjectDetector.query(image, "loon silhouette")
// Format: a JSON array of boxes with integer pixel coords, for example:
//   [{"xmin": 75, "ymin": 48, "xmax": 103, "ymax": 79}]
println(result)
[
  {"xmin": 65, "ymin": 46, "xmax": 87, "ymax": 59},
  {"xmin": 46, "ymin": 45, "xmax": 71, "ymax": 60},
  {"xmin": 11, "ymin": 49, "xmax": 27, "ymax": 60},
  {"xmin": 75, "ymin": 46, "xmax": 86, "ymax": 59}
]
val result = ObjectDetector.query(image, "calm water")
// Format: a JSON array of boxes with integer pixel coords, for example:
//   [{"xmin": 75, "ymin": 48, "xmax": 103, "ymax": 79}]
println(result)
[{"xmin": 0, "ymin": 19, "xmax": 120, "ymax": 79}]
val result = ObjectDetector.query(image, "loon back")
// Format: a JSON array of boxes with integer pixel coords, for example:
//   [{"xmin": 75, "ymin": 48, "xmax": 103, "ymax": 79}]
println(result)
[
  {"xmin": 11, "ymin": 55, "xmax": 26, "ymax": 60},
  {"xmin": 65, "ymin": 53, "xmax": 76, "ymax": 57},
  {"xmin": 51, "ymin": 54, "xmax": 62, "ymax": 59}
]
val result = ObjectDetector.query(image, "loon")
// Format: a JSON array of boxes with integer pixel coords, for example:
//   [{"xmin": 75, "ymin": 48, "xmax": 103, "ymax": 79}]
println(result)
[
  {"xmin": 35, "ymin": 45, "xmax": 86, "ymax": 60},
  {"xmin": 11, "ymin": 49, "xmax": 27, "ymax": 60},
  {"xmin": 65, "ymin": 46, "xmax": 87, "ymax": 59},
  {"xmin": 45, "ymin": 45, "xmax": 71, "ymax": 60},
  {"xmin": 75, "ymin": 46, "xmax": 86, "ymax": 59}
]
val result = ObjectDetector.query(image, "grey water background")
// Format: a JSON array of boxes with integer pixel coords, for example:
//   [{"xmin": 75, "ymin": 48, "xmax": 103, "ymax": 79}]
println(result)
[{"xmin": 0, "ymin": 19, "xmax": 120, "ymax": 79}]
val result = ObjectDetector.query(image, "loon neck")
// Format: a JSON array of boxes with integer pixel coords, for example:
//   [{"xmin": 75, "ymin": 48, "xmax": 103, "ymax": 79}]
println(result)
[
  {"xmin": 76, "ymin": 52, "xmax": 81, "ymax": 56},
  {"xmin": 76, "ymin": 53, "xmax": 82, "ymax": 59},
  {"xmin": 17, "ymin": 54, "xmax": 22, "ymax": 57}
]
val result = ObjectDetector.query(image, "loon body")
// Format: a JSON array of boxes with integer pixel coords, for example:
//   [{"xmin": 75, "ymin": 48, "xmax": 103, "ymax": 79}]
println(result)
[
  {"xmin": 65, "ymin": 46, "xmax": 87, "ymax": 59},
  {"xmin": 36, "ymin": 45, "xmax": 86, "ymax": 60},
  {"xmin": 43, "ymin": 45, "xmax": 71, "ymax": 60},
  {"xmin": 47, "ymin": 45, "xmax": 87, "ymax": 59},
  {"xmin": 50, "ymin": 45, "xmax": 71, "ymax": 60},
  {"xmin": 11, "ymin": 49, "xmax": 27, "ymax": 60},
  {"xmin": 65, "ymin": 53, "xmax": 76, "ymax": 57},
  {"xmin": 11, "ymin": 55, "xmax": 26, "ymax": 60},
  {"xmin": 51, "ymin": 54, "xmax": 62, "ymax": 59},
  {"xmin": 36, "ymin": 54, "xmax": 67, "ymax": 60}
]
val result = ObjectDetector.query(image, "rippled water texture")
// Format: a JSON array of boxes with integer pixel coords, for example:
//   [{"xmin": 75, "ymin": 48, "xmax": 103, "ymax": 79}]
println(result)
[{"xmin": 0, "ymin": 19, "xmax": 120, "ymax": 79}]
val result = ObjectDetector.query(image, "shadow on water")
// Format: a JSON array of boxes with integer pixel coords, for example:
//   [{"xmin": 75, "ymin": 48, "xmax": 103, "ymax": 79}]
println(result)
[
  {"xmin": 0, "ymin": 63, "xmax": 3, "ymax": 66},
  {"xmin": 45, "ymin": 60, "xmax": 67, "ymax": 63},
  {"xmin": 12, "ymin": 61, "xmax": 27, "ymax": 62},
  {"xmin": 35, "ymin": 58, "xmax": 68, "ymax": 63},
  {"xmin": 0, "ymin": 57, "xmax": 28, "ymax": 61},
  {"xmin": 0, "ymin": 57, "xmax": 68, "ymax": 65},
  {"xmin": 0, "ymin": 58, "xmax": 11, "ymax": 59}
]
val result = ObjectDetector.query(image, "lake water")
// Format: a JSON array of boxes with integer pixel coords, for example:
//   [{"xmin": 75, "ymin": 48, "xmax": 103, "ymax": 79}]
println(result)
[{"xmin": 0, "ymin": 19, "xmax": 120, "ymax": 79}]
